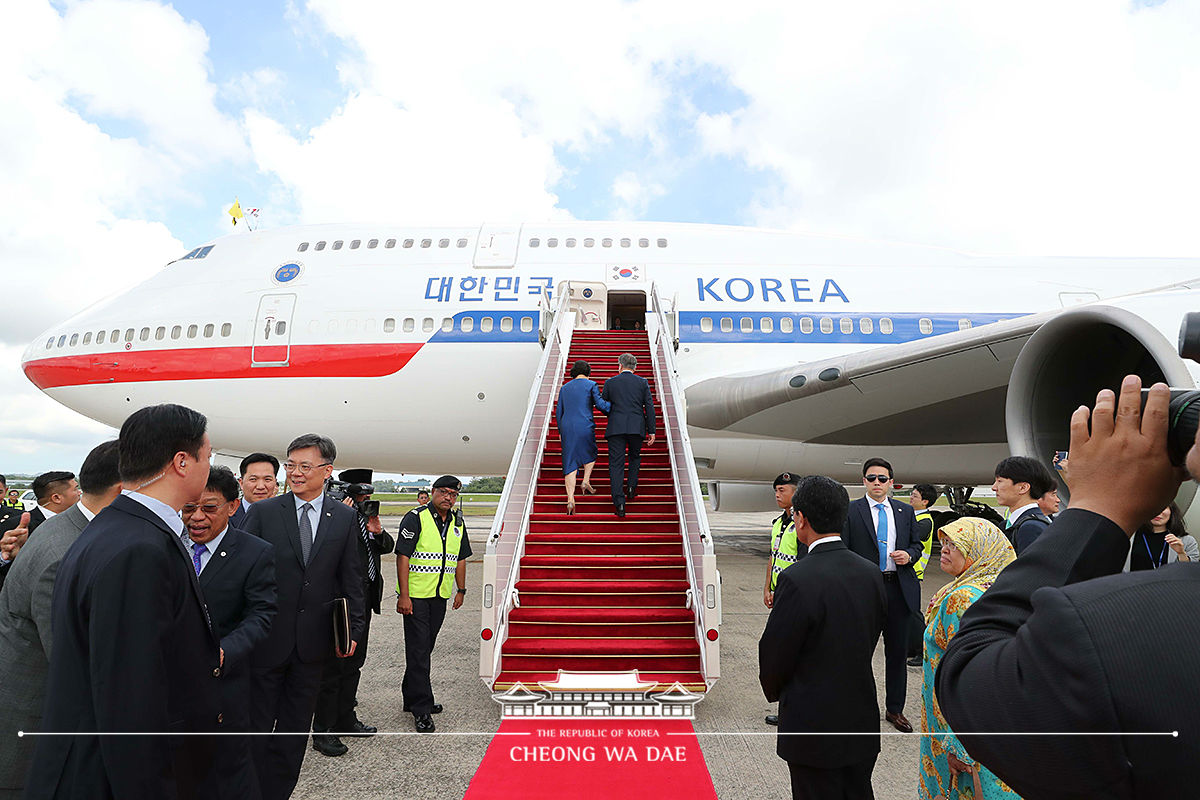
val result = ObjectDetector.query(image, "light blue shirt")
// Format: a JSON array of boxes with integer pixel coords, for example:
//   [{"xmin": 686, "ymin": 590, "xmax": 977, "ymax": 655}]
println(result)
[
  {"xmin": 294, "ymin": 492, "xmax": 324, "ymax": 543},
  {"xmin": 870, "ymin": 499, "xmax": 897, "ymax": 572},
  {"xmin": 124, "ymin": 490, "xmax": 185, "ymax": 538},
  {"xmin": 182, "ymin": 525, "xmax": 228, "ymax": 574}
]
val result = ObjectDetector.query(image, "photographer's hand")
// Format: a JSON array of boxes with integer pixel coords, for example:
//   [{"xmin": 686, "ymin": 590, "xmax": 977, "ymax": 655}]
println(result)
[
  {"xmin": 1066, "ymin": 376, "xmax": 1185, "ymax": 536},
  {"xmin": 367, "ymin": 515, "xmax": 382, "ymax": 534}
]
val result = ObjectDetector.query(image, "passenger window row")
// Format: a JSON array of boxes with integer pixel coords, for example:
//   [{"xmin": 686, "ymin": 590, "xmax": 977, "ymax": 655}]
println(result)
[
  {"xmin": 46, "ymin": 323, "xmax": 234, "ymax": 350},
  {"xmin": 381, "ymin": 315, "xmax": 534, "ymax": 334},
  {"xmin": 297, "ymin": 237, "xmax": 471, "ymax": 253},
  {"xmin": 527, "ymin": 236, "xmax": 667, "ymax": 249},
  {"xmin": 696, "ymin": 316, "xmax": 958, "ymax": 336}
]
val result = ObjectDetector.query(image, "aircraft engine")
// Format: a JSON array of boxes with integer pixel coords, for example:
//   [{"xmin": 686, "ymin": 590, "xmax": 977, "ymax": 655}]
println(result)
[
  {"xmin": 1005, "ymin": 299, "xmax": 1200, "ymax": 508},
  {"xmin": 708, "ymin": 481, "xmax": 779, "ymax": 512}
]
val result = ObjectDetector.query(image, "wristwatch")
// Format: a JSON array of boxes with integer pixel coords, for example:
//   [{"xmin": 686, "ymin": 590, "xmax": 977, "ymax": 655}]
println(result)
[{"xmin": 456, "ymin": 587, "xmax": 467, "ymax": 595}]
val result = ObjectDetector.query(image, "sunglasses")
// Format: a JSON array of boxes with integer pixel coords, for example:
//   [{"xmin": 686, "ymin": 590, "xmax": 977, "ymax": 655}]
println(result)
[{"xmin": 865, "ymin": 474, "xmax": 891, "ymax": 483}]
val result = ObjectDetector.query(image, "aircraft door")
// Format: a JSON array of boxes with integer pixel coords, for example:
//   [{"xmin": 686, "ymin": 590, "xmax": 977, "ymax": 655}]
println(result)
[
  {"xmin": 473, "ymin": 225, "xmax": 520, "ymax": 268},
  {"xmin": 559, "ymin": 282, "xmax": 607, "ymax": 330},
  {"xmin": 252, "ymin": 294, "xmax": 295, "ymax": 366}
]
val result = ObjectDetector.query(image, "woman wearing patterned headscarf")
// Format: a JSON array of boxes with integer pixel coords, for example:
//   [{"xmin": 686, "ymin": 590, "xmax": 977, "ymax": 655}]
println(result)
[{"xmin": 918, "ymin": 518, "xmax": 1021, "ymax": 799}]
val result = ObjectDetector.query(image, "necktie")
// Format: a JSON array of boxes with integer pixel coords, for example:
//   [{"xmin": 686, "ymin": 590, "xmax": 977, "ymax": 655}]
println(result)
[
  {"xmin": 875, "ymin": 503, "xmax": 889, "ymax": 571},
  {"xmin": 192, "ymin": 541, "xmax": 206, "ymax": 575},
  {"xmin": 299, "ymin": 503, "xmax": 313, "ymax": 565},
  {"xmin": 359, "ymin": 514, "xmax": 376, "ymax": 582}
]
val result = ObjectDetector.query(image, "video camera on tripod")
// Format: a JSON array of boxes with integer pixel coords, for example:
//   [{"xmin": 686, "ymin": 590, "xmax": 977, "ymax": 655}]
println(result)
[{"xmin": 327, "ymin": 477, "xmax": 380, "ymax": 517}]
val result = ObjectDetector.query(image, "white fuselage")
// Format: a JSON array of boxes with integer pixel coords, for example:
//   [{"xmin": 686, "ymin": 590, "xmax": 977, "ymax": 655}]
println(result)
[{"xmin": 22, "ymin": 222, "xmax": 1198, "ymax": 483}]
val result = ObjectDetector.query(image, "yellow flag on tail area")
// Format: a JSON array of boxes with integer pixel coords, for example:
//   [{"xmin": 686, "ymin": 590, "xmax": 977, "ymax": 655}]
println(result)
[{"xmin": 228, "ymin": 198, "xmax": 245, "ymax": 226}]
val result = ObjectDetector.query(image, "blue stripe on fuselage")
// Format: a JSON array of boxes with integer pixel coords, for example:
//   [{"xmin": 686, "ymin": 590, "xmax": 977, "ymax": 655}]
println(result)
[{"xmin": 428, "ymin": 310, "xmax": 541, "ymax": 343}]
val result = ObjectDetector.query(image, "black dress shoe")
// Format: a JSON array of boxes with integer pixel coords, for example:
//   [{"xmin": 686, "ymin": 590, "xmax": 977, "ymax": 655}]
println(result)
[
  {"xmin": 615, "ymin": 503, "xmax": 626, "ymax": 518},
  {"xmin": 765, "ymin": 714, "xmax": 779, "ymax": 726},
  {"xmin": 885, "ymin": 711, "xmax": 913, "ymax": 734},
  {"xmin": 312, "ymin": 734, "xmax": 348, "ymax": 757},
  {"xmin": 343, "ymin": 720, "xmax": 377, "ymax": 737},
  {"xmin": 414, "ymin": 713, "xmax": 436, "ymax": 733},
  {"xmin": 906, "ymin": 656, "xmax": 923, "ymax": 668},
  {"xmin": 402, "ymin": 703, "xmax": 443, "ymax": 714}
]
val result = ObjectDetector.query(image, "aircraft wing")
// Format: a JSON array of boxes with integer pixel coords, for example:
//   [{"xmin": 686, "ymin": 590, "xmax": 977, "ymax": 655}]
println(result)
[{"xmin": 684, "ymin": 310, "xmax": 1061, "ymax": 446}]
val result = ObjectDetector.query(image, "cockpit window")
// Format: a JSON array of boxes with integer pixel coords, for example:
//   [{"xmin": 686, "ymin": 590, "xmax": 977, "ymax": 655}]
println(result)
[{"xmin": 180, "ymin": 245, "xmax": 215, "ymax": 260}]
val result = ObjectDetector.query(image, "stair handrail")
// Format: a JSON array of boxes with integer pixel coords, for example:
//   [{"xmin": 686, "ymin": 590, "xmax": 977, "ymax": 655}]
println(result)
[
  {"xmin": 479, "ymin": 285, "xmax": 576, "ymax": 687},
  {"xmin": 647, "ymin": 283, "xmax": 721, "ymax": 684}
]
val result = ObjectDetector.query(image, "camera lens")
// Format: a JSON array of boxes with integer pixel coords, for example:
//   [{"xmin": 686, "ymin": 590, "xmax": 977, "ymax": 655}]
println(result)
[{"xmin": 1146, "ymin": 389, "xmax": 1200, "ymax": 466}]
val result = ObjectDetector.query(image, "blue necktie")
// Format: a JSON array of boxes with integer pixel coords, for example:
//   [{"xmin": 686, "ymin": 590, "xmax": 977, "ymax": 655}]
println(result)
[
  {"xmin": 192, "ymin": 541, "xmax": 206, "ymax": 575},
  {"xmin": 875, "ymin": 503, "xmax": 889, "ymax": 571}
]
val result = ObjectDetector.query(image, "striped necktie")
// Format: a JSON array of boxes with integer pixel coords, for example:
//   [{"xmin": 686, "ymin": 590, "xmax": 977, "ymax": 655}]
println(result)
[{"xmin": 359, "ymin": 514, "xmax": 376, "ymax": 582}]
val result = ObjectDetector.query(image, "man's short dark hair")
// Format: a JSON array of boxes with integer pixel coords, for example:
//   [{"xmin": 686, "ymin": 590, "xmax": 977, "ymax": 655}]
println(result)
[
  {"xmin": 570, "ymin": 360, "xmax": 592, "ymax": 378},
  {"xmin": 78, "ymin": 441, "xmax": 121, "ymax": 495},
  {"xmin": 33, "ymin": 471, "xmax": 76, "ymax": 502},
  {"xmin": 792, "ymin": 475, "xmax": 850, "ymax": 535},
  {"xmin": 862, "ymin": 457, "xmax": 893, "ymax": 479},
  {"xmin": 286, "ymin": 434, "xmax": 336, "ymax": 463},
  {"xmin": 994, "ymin": 456, "xmax": 1056, "ymax": 499},
  {"xmin": 239, "ymin": 452, "xmax": 280, "ymax": 477},
  {"xmin": 206, "ymin": 465, "xmax": 240, "ymax": 503},
  {"xmin": 913, "ymin": 484, "xmax": 939, "ymax": 505},
  {"xmin": 0, "ymin": 475, "xmax": 6, "ymax": 488},
  {"xmin": 119, "ymin": 404, "xmax": 208, "ymax": 484},
  {"xmin": 1044, "ymin": 477, "xmax": 1058, "ymax": 493}
]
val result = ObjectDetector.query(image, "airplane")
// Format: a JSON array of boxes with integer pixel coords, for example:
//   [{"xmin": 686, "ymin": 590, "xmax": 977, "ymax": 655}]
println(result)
[{"xmin": 21, "ymin": 221, "xmax": 1200, "ymax": 512}]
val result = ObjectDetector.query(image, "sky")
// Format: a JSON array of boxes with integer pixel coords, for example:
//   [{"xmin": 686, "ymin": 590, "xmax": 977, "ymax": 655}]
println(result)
[{"xmin": 2, "ymin": 0, "xmax": 1200, "ymax": 476}]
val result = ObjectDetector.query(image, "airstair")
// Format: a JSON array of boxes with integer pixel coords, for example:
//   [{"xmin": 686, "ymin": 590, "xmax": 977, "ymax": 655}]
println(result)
[{"xmin": 479, "ymin": 285, "xmax": 721, "ymax": 695}]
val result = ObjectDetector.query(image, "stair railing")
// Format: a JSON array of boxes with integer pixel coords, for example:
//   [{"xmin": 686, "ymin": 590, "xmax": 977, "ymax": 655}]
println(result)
[
  {"xmin": 647, "ymin": 283, "xmax": 722, "ymax": 684},
  {"xmin": 479, "ymin": 285, "xmax": 576, "ymax": 686}
]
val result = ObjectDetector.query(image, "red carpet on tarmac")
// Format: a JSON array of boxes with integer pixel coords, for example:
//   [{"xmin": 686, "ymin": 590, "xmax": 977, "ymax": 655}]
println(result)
[{"xmin": 462, "ymin": 719, "xmax": 717, "ymax": 800}]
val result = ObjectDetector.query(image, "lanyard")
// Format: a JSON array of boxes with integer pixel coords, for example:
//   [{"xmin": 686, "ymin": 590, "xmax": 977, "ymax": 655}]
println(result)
[{"xmin": 1142, "ymin": 531, "xmax": 1170, "ymax": 569}]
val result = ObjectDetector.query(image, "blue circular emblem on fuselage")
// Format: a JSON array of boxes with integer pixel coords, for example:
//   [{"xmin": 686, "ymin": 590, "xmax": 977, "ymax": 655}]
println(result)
[
  {"xmin": 582, "ymin": 287, "xmax": 593, "ymax": 298},
  {"xmin": 274, "ymin": 263, "xmax": 301, "ymax": 283}
]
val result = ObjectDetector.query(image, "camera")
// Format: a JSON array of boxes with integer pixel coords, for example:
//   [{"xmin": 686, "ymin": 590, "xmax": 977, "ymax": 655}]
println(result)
[
  {"xmin": 1141, "ymin": 313, "xmax": 1200, "ymax": 467},
  {"xmin": 327, "ymin": 479, "xmax": 380, "ymax": 517}
]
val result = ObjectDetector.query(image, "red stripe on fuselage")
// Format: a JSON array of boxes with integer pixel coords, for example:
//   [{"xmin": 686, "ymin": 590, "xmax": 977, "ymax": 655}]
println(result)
[{"xmin": 23, "ymin": 343, "xmax": 424, "ymax": 390}]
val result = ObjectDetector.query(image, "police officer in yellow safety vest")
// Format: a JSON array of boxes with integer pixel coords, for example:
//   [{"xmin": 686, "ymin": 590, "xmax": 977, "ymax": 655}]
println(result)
[
  {"xmin": 763, "ymin": 471, "xmax": 806, "ymax": 727},
  {"xmin": 905, "ymin": 483, "xmax": 937, "ymax": 668},
  {"xmin": 395, "ymin": 475, "xmax": 472, "ymax": 733}
]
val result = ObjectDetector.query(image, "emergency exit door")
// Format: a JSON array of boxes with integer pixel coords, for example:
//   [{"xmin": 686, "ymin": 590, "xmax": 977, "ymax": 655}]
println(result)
[{"xmin": 252, "ymin": 294, "xmax": 295, "ymax": 366}]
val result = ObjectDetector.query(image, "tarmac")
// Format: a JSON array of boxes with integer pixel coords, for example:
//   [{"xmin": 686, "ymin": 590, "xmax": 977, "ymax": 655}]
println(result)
[{"xmin": 293, "ymin": 507, "xmax": 952, "ymax": 799}]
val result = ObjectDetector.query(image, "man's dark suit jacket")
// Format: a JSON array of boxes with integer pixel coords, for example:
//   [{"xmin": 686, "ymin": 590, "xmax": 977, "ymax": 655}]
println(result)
[
  {"xmin": 1007, "ymin": 504, "xmax": 1050, "ymax": 555},
  {"xmin": 938, "ymin": 508, "xmax": 1200, "ymax": 800},
  {"xmin": 197, "ymin": 525, "xmax": 277, "ymax": 724},
  {"xmin": 842, "ymin": 496, "xmax": 923, "ymax": 613},
  {"xmin": 26, "ymin": 494, "xmax": 221, "ymax": 800},
  {"xmin": 355, "ymin": 520, "xmax": 396, "ymax": 614},
  {"xmin": 760, "ymin": 540, "xmax": 886, "ymax": 768},
  {"xmin": 243, "ymin": 493, "xmax": 365, "ymax": 667},
  {"xmin": 230, "ymin": 501, "xmax": 248, "ymax": 531},
  {"xmin": 601, "ymin": 371, "xmax": 657, "ymax": 438}
]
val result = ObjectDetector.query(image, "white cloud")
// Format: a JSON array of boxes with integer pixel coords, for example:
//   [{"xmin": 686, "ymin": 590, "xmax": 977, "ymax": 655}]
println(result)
[{"xmin": 611, "ymin": 170, "xmax": 666, "ymax": 220}]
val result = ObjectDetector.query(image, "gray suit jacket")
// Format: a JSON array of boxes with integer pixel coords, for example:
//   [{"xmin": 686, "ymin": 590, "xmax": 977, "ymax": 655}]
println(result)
[{"xmin": 0, "ymin": 503, "xmax": 89, "ymax": 792}]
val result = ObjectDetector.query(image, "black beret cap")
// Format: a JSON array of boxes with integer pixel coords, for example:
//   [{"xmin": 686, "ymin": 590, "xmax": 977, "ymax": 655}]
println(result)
[
  {"xmin": 773, "ymin": 472, "xmax": 800, "ymax": 488},
  {"xmin": 433, "ymin": 475, "xmax": 462, "ymax": 490},
  {"xmin": 338, "ymin": 468, "xmax": 373, "ymax": 484}
]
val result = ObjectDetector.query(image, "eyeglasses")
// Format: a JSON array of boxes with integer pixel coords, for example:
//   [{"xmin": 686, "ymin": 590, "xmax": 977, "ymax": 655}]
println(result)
[
  {"xmin": 865, "ymin": 474, "xmax": 891, "ymax": 483},
  {"xmin": 182, "ymin": 503, "xmax": 225, "ymax": 515},
  {"xmin": 435, "ymin": 488, "xmax": 459, "ymax": 498},
  {"xmin": 283, "ymin": 461, "xmax": 331, "ymax": 474}
]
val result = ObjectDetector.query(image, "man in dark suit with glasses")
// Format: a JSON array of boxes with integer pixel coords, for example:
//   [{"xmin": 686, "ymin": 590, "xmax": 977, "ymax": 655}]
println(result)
[{"xmin": 842, "ymin": 457, "xmax": 924, "ymax": 734}]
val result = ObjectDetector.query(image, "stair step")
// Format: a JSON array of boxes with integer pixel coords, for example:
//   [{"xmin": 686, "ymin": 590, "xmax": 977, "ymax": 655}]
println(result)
[
  {"xmin": 516, "ymin": 579, "xmax": 689, "ymax": 592},
  {"xmin": 493, "ymin": 670, "xmax": 706, "ymax": 693},
  {"xmin": 523, "ymin": 542, "xmax": 683, "ymax": 556},
  {"xmin": 528, "ymin": 521, "xmax": 680, "ymax": 533},
  {"xmin": 517, "ymin": 592, "xmax": 686, "ymax": 608},
  {"xmin": 508, "ymin": 621, "xmax": 695, "ymax": 638},
  {"xmin": 501, "ymin": 653, "xmax": 702, "ymax": 671},
  {"xmin": 520, "ymin": 556, "xmax": 685, "ymax": 567},
  {"xmin": 520, "ymin": 565, "xmax": 687, "ymax": 581},
  {"xmin": 503, "ymin": 637, "xmax": 699, "ymax": 655},
  {"xmin": 510, "ymin": 606, "xmax": 694, "ymax": 622}
]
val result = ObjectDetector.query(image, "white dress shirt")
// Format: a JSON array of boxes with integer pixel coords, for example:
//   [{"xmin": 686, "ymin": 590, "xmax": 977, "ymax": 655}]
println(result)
[
  {"xmin": 36, "ymin": 504, "xmax": 58, "ymax": 521},
  {"xmin": 123, "ymin": 490, "xmax": 185, "ymax": 538},
  {"xmin": 294, "ymin": 492, "xmax": 324, "ymax": 544},
  {"xmin": 77, "ymin": 501, "xmax": 97, "ymax": 522},
  {"xmin": 807, "ymin": 534, "xmax": 842, "ymax": 552},
  {"xmin": 869, "ymin": 498, "xmax": 898, "ymax": 572},
  {"xmin": 1007, "ymin": 501, "xmax": 1040, "ymax": 527},
  {"xmin": 183, "ymin": 525, "xmax": 228, "ymax": 574}
]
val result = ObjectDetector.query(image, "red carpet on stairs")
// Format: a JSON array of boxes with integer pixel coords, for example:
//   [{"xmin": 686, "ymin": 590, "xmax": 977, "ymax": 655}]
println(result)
[
  {"xmin": 462, "ymin": 720, "xmax": 717, "ymax": 800},
  {"xmin": 493, "ymin": 330, "xmax": 707, "ymax": 693}
]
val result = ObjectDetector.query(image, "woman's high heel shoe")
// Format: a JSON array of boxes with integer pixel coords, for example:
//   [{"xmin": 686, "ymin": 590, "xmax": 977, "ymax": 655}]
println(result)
[
  {"xmin": 582, "ymin": 482, "xmax": 596, "ymax": 495},
  {"xmin": 567, "ymin": 496, "xmax": 576, "ymax": 515}
]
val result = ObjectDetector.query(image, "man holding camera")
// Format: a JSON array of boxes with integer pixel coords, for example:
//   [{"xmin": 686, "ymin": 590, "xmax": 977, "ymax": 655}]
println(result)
[
  {"xmin": 938, "ymin": 376, "xmax": 1200, "ymax": 798},
  {"xmin": 312, "ymin": 468, "xmax": 394, "ymax": 756}
]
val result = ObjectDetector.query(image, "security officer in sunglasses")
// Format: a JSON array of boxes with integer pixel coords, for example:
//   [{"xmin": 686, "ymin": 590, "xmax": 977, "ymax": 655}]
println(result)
[{"xmin": 842, "ymin": 457, "xmax": 923, "ymax": 734}]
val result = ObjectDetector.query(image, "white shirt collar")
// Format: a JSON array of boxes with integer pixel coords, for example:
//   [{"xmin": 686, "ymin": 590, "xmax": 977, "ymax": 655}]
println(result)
[
  {"xmin": 37, "ymin": 504, "xmax": 58, "ymax": 520},
  {"xmin": 77, "ymin": 500, "xmax": 97, "ymax": 522},
  {"xmin": 1009, "ymin": 501, "xmax": 1040, "ymax": 521},
  {"xmin": 186, "ymin": 525, "xmax": 229, "ymax": 556},
  {"xmin": 807, "ymin": 534, "xmax": 842, "ymax": 551},
  {"xmin": 122, "ymin": 490, "xmax": 185, "ymax": 537},
  {"xmin": 294, "ymin": 492, "xmax": 325, "ymax": 515},
  {"xmin": 241, "ymin": 498, "xmax": 251, "ymax": 512}
]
